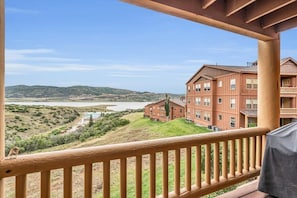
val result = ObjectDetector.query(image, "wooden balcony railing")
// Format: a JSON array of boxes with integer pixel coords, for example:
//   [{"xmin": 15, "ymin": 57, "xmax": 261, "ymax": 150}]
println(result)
[
  {"xmin": 0, "ymin": 127, "xmax": 269, "ymax": 198},
  {"xmin": 280, "ymin": 86, "xmax": 297, "ymax": 94},
  {"xmin": 280, "ymin": 108, "xmax": 297, "ymax": 115}
]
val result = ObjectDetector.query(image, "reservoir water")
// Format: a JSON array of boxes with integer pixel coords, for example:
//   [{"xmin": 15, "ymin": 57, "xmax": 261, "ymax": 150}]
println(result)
[{"xmin": 5, "ymin": 101, "xmax": 151, "ymax": 111}]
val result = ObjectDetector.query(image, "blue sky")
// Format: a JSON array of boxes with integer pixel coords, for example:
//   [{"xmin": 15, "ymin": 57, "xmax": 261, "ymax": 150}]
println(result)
[{"xmin": 5, "ymin": 0, "xmax": 297, "ymax": 94}]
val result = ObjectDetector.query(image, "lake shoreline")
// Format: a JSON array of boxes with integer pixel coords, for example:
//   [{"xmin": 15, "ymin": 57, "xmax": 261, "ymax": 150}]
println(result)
[{"xmin": 5, "ymin": 101, "xmax": 152, "ymax": 111}]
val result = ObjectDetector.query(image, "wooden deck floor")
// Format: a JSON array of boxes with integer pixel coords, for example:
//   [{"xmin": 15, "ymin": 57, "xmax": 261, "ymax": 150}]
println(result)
[{"xmin": 217, "ymin": 180, "xmax": 274, "ymax": 198}]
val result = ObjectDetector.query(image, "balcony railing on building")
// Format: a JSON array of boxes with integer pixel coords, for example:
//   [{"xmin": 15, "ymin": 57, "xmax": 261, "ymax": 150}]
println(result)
[{"xmin": 280, "ymin": 87, "xmax": 297, "ymax": 94}]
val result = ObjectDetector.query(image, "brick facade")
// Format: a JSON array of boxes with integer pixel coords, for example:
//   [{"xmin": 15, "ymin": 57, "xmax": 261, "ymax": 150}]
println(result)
[
  {"xmin": 144, "ymin": 99, "xmax": 185, "ymax": 122},
  {"xmin": 186, "ymin": 57, "xmax": 297, "ymax": 130}
]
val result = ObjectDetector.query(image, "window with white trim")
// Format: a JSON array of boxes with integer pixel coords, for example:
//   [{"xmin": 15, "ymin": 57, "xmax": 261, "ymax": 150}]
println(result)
[
  {"xmin": 195, "ymin": 97, "xmax": 201, "ymax": 105},
  {"xmin": 246, "ymin": 78, "xmax": 258, "ymax": 89},
  {"xmin": 230, "ymin": 117, "xmax": 235, "ymax": 128},
  {"xmin": 230, "ymin": 79, "xmax": 236, "ymax": 90},
  {"xmin": 204, "ymin": 82, "xmax": 211, "ymax": 91},
  {"xmin": 196, "ymin": 84, "xmax": 201, "ymax": 92},
  {"xmin": 204, "ymin": 112, "xmax": 211, "ymax": 121},
  {"xmin": 218, "ymin": 114, "xmax": 222, "ymax": 120},
  {"xmin": 196, "ymin": 111, "xmax": 201, "ymax": 119},
  {"xmin": 218, "ymin": 80, "xmax": 222, "ymax": 87},
  {"xmin": 218, "ymin": 97, "xmax": 222, "ymax": 104},
  {"xmin": 246, "ymin": 99, "xmax": 257, "ymax": 109},
  {"xmin": 204, "ymin": 97, "xmax": 210, "ymax": 106},
  {"xmin": 230, "ymin": 98, "xmax": 236, "ymax": 109}
]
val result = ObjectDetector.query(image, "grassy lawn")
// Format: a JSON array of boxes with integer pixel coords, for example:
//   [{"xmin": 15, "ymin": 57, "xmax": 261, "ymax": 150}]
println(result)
[{"xmin": 5, "ymin": 112, "xmax": 214, "ymax": 197}]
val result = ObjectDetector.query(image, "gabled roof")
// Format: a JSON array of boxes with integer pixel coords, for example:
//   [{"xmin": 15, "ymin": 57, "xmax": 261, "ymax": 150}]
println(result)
[
  {"xmin": 186, "ymin": 64, "xmax": 257, "ymax": 84},
  {"xmin": 186, "ymin": 57, "xmax": 297, "ymax": 84},
  {"xmin": 145, "ymin": 99, "xmax": 185, "ymax": 108},
  {"xmin": 281, "ymin": 57, "xmax": 297, "ymax": 65}
]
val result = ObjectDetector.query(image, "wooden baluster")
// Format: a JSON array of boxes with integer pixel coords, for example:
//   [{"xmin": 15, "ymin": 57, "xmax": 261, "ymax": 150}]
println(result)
[
  {"xmin": 120, "ymin": 158, "xmax": 127, "ymax": 198},
  {"xmin": 150, "ymin": 153, "xmax": 156, "ymax": 198},
  {"xmin": 16, "ymin": 174, "xmax": 27, "ymax": 198},
  {"xmin": 185, "ymin": 147, "xmax": 191, "ymax": 191},
  {"xmin": 205, "ymin": 144, "xmax": 211, "ymax": 185},
  {"xmin": 237, "ymin": 139, "xmax": 243, "ymax": 174},
  {"xmin": 84, "ymin": 164, "xmax": 92, "ymax": 198},
  {"xmin": 163, "ymin": 151, "xmax": 168, "ymax": 198},
  {"xmin": 222, "ymin": 141, "xmax": 228, "ymax": 180},
  {"xmin": 175, "ymin": 149, "xmax": 180, "ymax": 195},
  {"xmin": 214, "ymin": 143, "xmax": 220, "ymax": 182},
  {"xmin": 103, "ymin": 161, "xmax": 110, "ymax": 198},
  {"xmin": 230, "ymin": 140, "xmax": 235, "ymax": 177},
  {"xmin": 250, "ymin": 137, "xmax": 256, "ymax": 170},
  {"xmin": 64, "ymin": 167, "xmax": 72, "ymax": 198},
  {"xmin": 196, "ymin": 146, "xmax": 201, "ymax": 188},
  {"xmin": 244, "ymin": 137, "xmax": 249, "ymax": 172},
  {"xmin": 41, "ymin": 171, "xmax": 50, "ymax": 198},
  {"xmin": 136, "ymin": 156, "xmax": 142, "ymax": 198},
  {"xmin": 256, "ymin": 136, "xmax": 262, "ymax": 168}
]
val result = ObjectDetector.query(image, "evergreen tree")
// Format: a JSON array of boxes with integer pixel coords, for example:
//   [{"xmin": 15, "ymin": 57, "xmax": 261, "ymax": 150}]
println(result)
[
  {"xmin": 165, "ymin": 94, "xmax": 170, "ymax": 121},
  {"xmin": 89, "ymin": 114, "xmax": 94, "ymax": 127}
]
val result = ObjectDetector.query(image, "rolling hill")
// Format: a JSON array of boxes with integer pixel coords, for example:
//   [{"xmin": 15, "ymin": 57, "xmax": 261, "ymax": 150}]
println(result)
[{"xmin": 5, "ymin": 85, "xmax": 184, "ymax": 102}]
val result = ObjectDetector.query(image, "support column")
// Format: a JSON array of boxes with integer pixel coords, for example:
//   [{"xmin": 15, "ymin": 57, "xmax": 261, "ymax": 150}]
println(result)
[
  {"xmin": 258, "ymin": 37, "xmax": 280, "ymax": 131},
  {"xmin": 0, "ymin": 0, "xmax": 4, "ymax": 196}
]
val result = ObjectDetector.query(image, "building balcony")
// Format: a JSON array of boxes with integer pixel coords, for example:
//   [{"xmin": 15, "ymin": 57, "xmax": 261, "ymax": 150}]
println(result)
[
  {"xmin": 280, "ymin": 108, "xmax": 297, "ymax": 117},
  {"xmin": 0, "ymin": 127, "xmax": 268, "ymax": 197},
  {"xmin": 280, "ymin": 87, "xmax": 297, "ymax": 95}
]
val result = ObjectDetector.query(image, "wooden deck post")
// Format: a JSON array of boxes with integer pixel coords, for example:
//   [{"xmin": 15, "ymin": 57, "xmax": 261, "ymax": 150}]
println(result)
[
  {"xmin": 0, "ymin": 0, "xmax": 5, "ymax": 196},
  {"xmin": 258, "ymin": 37, "xmax": 280, "ymax": 131}
]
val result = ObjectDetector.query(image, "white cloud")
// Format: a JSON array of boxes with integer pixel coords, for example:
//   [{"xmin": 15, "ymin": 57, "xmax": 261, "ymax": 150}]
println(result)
[
  {"xmin": 6, "ymin": 48, "xmax": 96, "ymax": 74},
  {"xmin": 5, "ymin": 48, "xmax": 190, "ymax": 81},
  {"xmin": 6, "ymin": 63, "xmax": 97, "ymax": 73},
  {"xmin": 6, "ymin": 7, "xmax": 39, "ymax": 14}
]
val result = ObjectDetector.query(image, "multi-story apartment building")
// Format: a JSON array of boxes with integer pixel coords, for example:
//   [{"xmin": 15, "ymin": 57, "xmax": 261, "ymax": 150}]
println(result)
[
  {"xmin": 186, "ymin": 57, "xmax": 297, "ymax": 130},
  {"xmin": 144, "ymin": 99, "xmax": 185, "ymax": 122}
]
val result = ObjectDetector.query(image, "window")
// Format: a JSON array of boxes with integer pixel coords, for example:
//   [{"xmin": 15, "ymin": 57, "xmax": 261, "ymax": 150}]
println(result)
[
  {"xmin": 246, "ymin": 79, "xmax": 257, "ymax": 89},
  {"xmin": 195, "ymin": 97, "xmax": 201, "ymax": 105},
  {"xmin": 218, "ymin": 114, "xmax": 222, "ymax": 120},
  {"xmin": 180, "ymin": 109, "xmax": 183, "ymax": 113},
  {"xmin": 188, "ymin": 85, "xmax": 191, "ymax": 92},
  {"xmin": 252, "ymin": 99, "xmax": 257, "ymax": 109},
  {"xmin": 218, "ymin": 98, "xmax": 222, "ymax": 104},
  {"xmin": 230, "ymin": 117, "xmax": 235, "ymax": 128},
  {"xmin": 204, "ymin": 112, "xmax": 211, "ymax": 121},
  {"xmin": 196, "ymin": 111, "xmax": 201, "ymax": 118},
  {"xmin": 204, "ymin": 82, "xmax": 211, "ymax": 91},
  {"xmin": 204, "ymin": 97, "xmax": 210, "ymax": 106},
  {"xmin": 195, "ymin": 84, "xmax": 201, "ymax": 92},
  {"xmin": 246, "ymin": 99, "xmax": 252, "ymax": 109},
  {"xmin": 218, "ymin": 80, "xmax": 222, "ymax": 87},
  {"xmin": 230, "ymin": 98, "xmax": 236, "ymax": 109},
  {"xmin": 230, "ymin": 79, "xmax": 236, "ymax": 90},
  {"xmin": 188, "ymin": 97, "xmax": 191, "ymax": 104},
  {"xmin": 246, "ymin": 99, "xmax": 257, "ymax": 109}
]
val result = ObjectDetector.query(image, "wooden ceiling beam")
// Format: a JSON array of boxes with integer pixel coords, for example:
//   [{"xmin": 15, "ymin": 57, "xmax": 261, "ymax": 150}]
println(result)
[
  {"xmin": 226, "ymin": 0, "xmax": 256, "ymax": 17},
  {"xmin": 245, "ymin": 0, "xmax": 296, "ymax": 23},
  {"xmin": 262, "ymin": 2, "xmax": 297, "ymax": 29},
  {"xmin": 202, "ymin": 0, "xmax": 216, "ymax": 9},
  {"xmin": 276, "ymin": 16, "xmax": 297, "ymax": 32},
  {"xmin": 122, "ymin": 0, "xmax": 278, "ymax": 40}
]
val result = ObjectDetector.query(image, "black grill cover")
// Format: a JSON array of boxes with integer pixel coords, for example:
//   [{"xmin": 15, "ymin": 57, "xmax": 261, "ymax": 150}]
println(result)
[{"xmin": 258, "ymin": 122, "xmax": 297, "ymax": 198}]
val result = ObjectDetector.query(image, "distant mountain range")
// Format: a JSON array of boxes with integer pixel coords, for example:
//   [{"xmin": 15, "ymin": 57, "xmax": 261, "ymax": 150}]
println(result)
[{"xmin": 5, "ymin": 85, "xmax": 184, "ymax": 102}]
